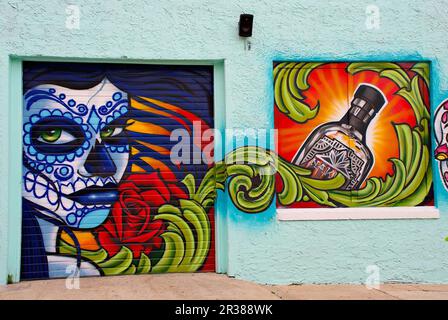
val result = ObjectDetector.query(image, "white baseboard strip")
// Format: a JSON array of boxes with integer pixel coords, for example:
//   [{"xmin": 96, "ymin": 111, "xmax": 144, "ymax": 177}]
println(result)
[{"xmin": 277, "ymin": 206, "xmax": 440, "ymax": 221}]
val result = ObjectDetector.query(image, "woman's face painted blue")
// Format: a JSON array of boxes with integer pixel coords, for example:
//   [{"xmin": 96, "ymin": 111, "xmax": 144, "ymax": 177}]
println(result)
[{"xmin": 22, "ymin": 78, "xmax": 130, "ymax": 228}]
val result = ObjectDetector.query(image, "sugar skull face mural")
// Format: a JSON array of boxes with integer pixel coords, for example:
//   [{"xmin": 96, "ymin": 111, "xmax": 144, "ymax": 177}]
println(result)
[
  {"xmin": 23, "ymin": 79, "xmax": 130, "ymax": 229},
  {"xmin": 434, "ymin": 99, "xmax": 448, "ymax": 189},
  {"xmin": 21, "ymin": 62, "xmax": 216, "ymax": 279}
]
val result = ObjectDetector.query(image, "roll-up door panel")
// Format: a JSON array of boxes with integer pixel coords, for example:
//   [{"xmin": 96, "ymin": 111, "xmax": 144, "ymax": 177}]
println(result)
[{"xmin": 21, "ymin": 62, "xmax": 215, "ymax": 280}]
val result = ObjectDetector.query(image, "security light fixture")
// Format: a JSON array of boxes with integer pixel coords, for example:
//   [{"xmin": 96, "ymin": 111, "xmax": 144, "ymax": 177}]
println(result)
[{"xmin": 239, "ymin": 14, "xmax": 253, "ymax": 37}]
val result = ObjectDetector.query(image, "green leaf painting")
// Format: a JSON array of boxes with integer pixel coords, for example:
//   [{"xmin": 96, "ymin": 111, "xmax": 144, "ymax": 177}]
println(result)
[
  {"xmin": 223, "ymin": 62, "xmax": 432, "ymax": 211},
  {"xmin": 274, "ymin": 62, "xmax": 324, "ymax": 123},
  {"xmin": 57, "ymin": 168, "xmax": 217, "ymax": 275}
]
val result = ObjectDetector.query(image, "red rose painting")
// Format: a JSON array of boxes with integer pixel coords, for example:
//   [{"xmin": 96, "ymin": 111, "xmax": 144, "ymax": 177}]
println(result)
[{"xmin": 95, "ymin": 172, "xmax": 187, "ymax": 259}]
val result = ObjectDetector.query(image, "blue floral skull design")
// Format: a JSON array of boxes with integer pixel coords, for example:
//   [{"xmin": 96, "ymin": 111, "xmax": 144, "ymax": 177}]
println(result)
[{"xmin": 23, "ymin": 78, "xmax": 130, "ymax": 229}]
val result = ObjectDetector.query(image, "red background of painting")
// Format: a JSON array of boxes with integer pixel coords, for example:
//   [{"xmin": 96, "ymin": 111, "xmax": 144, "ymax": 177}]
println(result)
[{"xmin": 274, "ymin": 62, "xmax": 431, "ymax": 208}]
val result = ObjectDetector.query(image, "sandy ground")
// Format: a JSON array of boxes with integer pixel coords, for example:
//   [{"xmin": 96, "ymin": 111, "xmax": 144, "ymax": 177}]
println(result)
[{"xmin": 1, "ymin": 273, "xmax": 448, "ymax": 300}]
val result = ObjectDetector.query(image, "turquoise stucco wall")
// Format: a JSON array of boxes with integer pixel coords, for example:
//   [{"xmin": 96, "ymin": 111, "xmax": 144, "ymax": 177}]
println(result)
[{"xmin": 1, "ymin": 0, "xmax": 448, "ymax": 285}]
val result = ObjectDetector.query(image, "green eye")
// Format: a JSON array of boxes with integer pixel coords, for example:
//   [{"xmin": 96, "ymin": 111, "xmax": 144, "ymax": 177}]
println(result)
[
  {"xmin": 101, "ymin": 127, "xmax": 123, "ymax": 139},
  {"xmin": 37, "ymin": 128, "xmax": 76, "ymax": 144},
  {"xmin": 101, "ymin": 127, "xmax": 114, "ymax": 138},
  {"xmin": 40, "ymin": 128, "xmax": 62, "ymax": 143}
]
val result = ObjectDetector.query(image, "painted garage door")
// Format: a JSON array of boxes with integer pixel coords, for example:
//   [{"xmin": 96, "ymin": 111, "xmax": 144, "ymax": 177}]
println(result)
[{"xmin": 21, "ymin": 62, "xmax": 216, "ymax": 279}]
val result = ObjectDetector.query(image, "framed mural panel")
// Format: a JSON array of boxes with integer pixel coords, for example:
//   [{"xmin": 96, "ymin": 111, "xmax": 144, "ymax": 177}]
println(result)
[
  {"xmin": 21, "ymin": 62, "xmax": 216, "ymax": 280},
  {"xmin": 274, "ymin": 61, "xmax": 436, "ymax": 220}
]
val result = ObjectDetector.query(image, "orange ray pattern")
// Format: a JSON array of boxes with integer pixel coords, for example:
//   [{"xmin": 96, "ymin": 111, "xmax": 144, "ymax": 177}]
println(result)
[{"xmin": 275, "ymin": 62, "xmax": 420, "ymax": 180}]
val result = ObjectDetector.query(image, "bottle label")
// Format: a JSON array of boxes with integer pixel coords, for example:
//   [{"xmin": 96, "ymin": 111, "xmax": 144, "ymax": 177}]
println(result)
[{"xmin": 300, "ymin": 136, "xmax": 365, "ymax": 190}]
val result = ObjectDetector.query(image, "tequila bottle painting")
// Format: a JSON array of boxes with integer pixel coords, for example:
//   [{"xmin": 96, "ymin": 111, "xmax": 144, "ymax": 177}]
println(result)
[{"xmin": 293, "ymin": 84, "xmax": 387, "ymax": 190}]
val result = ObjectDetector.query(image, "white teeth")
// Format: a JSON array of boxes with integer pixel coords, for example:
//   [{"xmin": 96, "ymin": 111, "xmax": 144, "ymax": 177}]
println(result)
[
  {"xmin": 58, "ymin": 183, "xmax": 66, "ymax": 194},
  {"xmin": 35, "ymin": 175, "xmax": 48, "ymax": 189},
  {"xmin": 86, "ymin": 178, "xmax": 95, "ymax": 187},
  {"xmin": 61, "ymin": 196, "xmax": 74, "ymax": 210},
  {"xmin": 34, "ymin": 184, "xmax": 47, "ymax": 199},
  {"xmin": 87, "ymin": 205, "xmax": 94, "ymax": 209},
  {"xmin": 67, "ymin": 182, "xmax": 75, "ymax": 194},
  {"xmin": 74, "ymin": 179, "xmax": 85, "ymax": 191},
  {"xmin": 33, "ymin": 176, "xmax": 49, "ymax": 199},
  {"xmin": 24, "ymin": 172, "xmax": 35, "ymax": 192},
  {"xmin": 97, "ymin": 179, "xmax": 104, "ymax": 187},
  {"xmin": 60, "ymin": 182, "xmax": 75, "ymax": 195},
  {"xmin": 47, "ymin": 189, "xmax": 59, "ymax": 205}
]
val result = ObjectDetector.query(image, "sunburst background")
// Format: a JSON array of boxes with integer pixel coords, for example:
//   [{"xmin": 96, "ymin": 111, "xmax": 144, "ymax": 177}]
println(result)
[{"xmin": 275, "ymin": 62, "xmax": 421, "ymax": 180}]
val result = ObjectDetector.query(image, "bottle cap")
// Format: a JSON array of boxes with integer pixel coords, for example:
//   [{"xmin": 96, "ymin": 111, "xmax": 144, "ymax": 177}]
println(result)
[{"xmin": 354, "ymin": 84, "xmax": 386, "ymax": 112}]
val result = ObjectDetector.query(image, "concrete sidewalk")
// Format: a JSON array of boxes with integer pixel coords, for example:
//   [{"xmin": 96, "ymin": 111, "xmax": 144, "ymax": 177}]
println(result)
[{"xmin": 1, "ymin": 273, "xmax": 448, "ymax": 300}]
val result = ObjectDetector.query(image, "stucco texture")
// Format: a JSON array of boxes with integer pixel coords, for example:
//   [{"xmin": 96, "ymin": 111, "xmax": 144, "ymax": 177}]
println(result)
[{"xmin": 1, "ymin": 0, "xmax": 448, "ymax": 285}]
